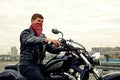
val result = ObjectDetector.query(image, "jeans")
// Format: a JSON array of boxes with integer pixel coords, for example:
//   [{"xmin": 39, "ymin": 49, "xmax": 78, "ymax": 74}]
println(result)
[{"xmin": 20, "ymin": 63, "xmax": 45, "ymax": 80}]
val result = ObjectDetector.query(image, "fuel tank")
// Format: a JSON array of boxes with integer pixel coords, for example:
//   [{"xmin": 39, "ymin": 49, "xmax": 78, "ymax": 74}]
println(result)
[{"xmin": 44, "ymin": 52, "xmax": 69, "ymax": 72}]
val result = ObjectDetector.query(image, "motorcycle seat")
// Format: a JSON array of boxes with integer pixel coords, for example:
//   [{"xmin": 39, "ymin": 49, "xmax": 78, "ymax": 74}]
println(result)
[{"xmin": 4, "ymin": 64, "xmax": 19, "ymax": 71}]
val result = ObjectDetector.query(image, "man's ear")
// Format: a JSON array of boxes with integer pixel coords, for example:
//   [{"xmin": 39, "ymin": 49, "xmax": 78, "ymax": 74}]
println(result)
[{"xmin": 31, "ymin": 20, "xmax": 33, "ymax": 23}]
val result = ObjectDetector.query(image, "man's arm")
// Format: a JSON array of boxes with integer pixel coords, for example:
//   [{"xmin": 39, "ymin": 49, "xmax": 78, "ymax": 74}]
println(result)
[
  {"xmin": 46, "ymin": 44, "xmax": 67, "ymax": 54},
  {"xmin": 20, "ymin": 29, "xmax": 61, "ymax": 46},
  {"xmin": 20, "ymin": 29, "xmax": 46, "ymax": 45}
]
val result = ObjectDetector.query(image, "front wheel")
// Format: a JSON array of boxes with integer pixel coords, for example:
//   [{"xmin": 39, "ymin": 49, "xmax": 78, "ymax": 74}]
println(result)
[{"xmin": 103, "ymin": 72, "xmax": 120, "ymax": 80}]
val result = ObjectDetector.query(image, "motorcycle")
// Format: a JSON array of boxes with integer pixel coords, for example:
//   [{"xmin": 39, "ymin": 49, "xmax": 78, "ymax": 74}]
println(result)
[{"xmin": 0, "ymin": 29, "xmax": 120, "ymax": 80}]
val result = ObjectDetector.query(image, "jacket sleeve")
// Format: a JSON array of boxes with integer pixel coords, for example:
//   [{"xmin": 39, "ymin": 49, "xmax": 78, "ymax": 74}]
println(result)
[
  {"xmin": 46, "ymin": 44, "xmax": 67, "ymax": 54},
  {"xmin": 20, "ymin": 29, "xmax": 46, "ymax": 45}
]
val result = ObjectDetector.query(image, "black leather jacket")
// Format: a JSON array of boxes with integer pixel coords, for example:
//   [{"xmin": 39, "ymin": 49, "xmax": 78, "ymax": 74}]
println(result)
[{"xmin": 20, "ymin": 28, "xmax": 65, "ymax": 65}]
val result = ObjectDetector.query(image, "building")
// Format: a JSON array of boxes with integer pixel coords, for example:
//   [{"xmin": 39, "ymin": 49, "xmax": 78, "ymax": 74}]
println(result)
[
  {"xmin": 11, "ymin": 46, "xmax": 18, "ymax": 56},
  {"xmin": 92, "ymin": 47, "xmax": 120, "ymax": 59}
]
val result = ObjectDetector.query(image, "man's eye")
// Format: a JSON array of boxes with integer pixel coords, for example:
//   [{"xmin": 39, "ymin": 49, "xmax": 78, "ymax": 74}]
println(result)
[{"xmin": 38, "ymin": 20, "xmax": 43, "ymax": 22}]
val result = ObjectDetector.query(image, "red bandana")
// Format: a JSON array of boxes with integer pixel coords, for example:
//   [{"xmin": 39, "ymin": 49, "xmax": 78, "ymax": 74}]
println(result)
[{"xmin": 31, "ymin": 23, "xmax": 43, "ymax": 37}]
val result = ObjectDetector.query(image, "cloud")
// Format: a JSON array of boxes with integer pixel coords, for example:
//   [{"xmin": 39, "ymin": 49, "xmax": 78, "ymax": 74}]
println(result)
[{"xmin": 0, "ymin": 0, "xmax": 120, "ymax": 54}]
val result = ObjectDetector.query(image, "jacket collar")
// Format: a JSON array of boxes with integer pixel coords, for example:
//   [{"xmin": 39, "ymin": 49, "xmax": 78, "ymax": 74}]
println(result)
[
  {"xmin": 29, "ymin": 26, "xmax": 44, "ymax": 37},
  {"xmin": 29, "ymin": 27, "xmax": 36, "ymax": 35}
]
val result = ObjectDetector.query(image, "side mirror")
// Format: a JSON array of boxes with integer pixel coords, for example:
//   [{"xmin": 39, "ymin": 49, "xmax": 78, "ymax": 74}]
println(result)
[
  {"xmin": 91, "ymin": 52, "xmax": 100, "ymax": 59},
  {"xmin": 52, "ymin": 28, "xmax": 63, "ymax": 38},
  {"xmin": 52, "ymin": 28, "xmax": 60, "ymax": 34}
]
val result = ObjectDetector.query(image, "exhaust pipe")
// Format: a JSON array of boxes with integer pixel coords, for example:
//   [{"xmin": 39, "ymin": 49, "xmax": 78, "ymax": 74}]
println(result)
[{"xmin": 64, "ymin": 72, "xmax": 77, "ymax": 80}]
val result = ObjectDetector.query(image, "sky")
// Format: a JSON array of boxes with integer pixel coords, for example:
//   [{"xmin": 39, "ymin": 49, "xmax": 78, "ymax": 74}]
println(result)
[{"xmin": 0, "ymin": 0, "xmax": 120, "ymax": 54}]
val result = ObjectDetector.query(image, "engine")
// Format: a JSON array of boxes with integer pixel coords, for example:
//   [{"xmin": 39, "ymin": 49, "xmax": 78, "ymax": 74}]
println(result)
[{"xmin": 49, "ymin": 72, "xmax": 77, "ymax": 80}]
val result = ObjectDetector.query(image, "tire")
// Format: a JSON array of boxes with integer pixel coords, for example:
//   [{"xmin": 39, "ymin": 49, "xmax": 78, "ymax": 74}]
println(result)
[{"xmin": 103, "ymin": 72, "xmax": 120, "ymax": 80}]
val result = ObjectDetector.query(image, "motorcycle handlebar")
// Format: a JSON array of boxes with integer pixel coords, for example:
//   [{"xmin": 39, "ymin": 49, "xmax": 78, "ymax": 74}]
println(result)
[{"xmin": 64, "ymin": 39, "xmax": 86, "ymax": 50}]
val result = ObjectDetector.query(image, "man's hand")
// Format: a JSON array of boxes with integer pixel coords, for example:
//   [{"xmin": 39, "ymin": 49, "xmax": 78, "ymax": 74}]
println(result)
[{"xmin": 45, "ymin": 38, "xmax": 61, "ymax": 47}]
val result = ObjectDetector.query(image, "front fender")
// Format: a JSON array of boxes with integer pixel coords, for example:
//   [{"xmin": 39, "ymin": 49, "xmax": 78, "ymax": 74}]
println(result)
[{"xmin": 103, "ymin": 72, "xmax": 120, "ymax": 80}]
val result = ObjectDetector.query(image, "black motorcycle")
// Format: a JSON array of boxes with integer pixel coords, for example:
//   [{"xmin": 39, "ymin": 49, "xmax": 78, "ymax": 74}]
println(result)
[{"xmin": 0, "ymin": 29, "xmax": 120, "ymax": 80}]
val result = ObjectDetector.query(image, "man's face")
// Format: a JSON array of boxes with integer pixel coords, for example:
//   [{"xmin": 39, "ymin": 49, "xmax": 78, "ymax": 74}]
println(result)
[{"xmin": 31, "ymin": 17, "xmax": 43, "ymax": 24}]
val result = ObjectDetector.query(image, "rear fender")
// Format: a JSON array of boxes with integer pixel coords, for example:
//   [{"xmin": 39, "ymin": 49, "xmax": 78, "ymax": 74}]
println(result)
[
  {"xmin": 0, "ymin": 69, "xmax": 19, "ymax": 80},
  {"xmin": 0, "ymin": 69, "xmax": 27, "ymax": 80}
]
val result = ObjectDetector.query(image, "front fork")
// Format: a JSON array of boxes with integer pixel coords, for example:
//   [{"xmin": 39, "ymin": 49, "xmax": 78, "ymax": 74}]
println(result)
[
  {"xmin": 71, "ymin": 65, "xmax": 105, "ymax": 80},
  {"xmin": 92, "ymin": 68, "xmax": 105, "ymax": 80},
  {"xmin": 71, "ymin": 65, "xmax": 89, "ymax": 80}
]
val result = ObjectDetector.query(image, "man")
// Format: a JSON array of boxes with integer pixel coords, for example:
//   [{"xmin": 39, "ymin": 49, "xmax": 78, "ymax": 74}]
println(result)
[{"xmin": 20, "ymin": 13, "xmax": 65, "ymax": 80}]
